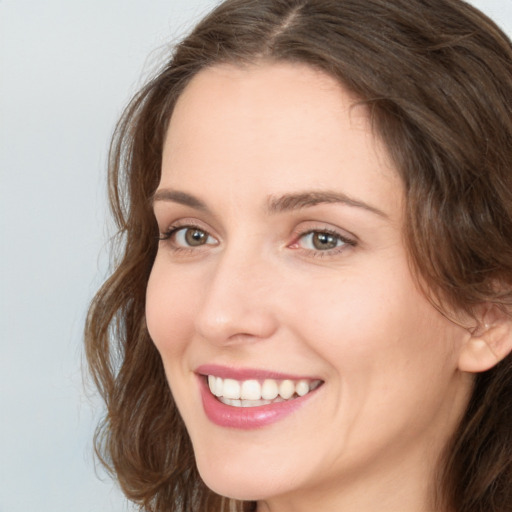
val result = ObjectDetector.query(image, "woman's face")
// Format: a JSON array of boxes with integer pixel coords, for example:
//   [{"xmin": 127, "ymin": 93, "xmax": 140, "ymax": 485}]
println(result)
[{"xmin": 147, "ymin": 62, "xmax": 473, "ymax": 510}]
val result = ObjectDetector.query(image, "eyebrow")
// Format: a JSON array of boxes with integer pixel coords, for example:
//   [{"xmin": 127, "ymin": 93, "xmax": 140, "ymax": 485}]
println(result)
[
  {"xmin": 152, "ymin": 188, "xmax": 387, "ymax": 218},
  {"xmin": 152, "ymin": 189, "xmax": 210, "ymax": 212},
  {"xmin": 267, "ymin": 191, "xmax": 388, "ymax": 217}
]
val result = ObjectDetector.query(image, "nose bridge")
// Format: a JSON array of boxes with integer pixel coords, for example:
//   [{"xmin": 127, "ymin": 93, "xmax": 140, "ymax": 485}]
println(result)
[{"xmin": 195, "ymin": 239, "xmax": 278, "ymax": 345}]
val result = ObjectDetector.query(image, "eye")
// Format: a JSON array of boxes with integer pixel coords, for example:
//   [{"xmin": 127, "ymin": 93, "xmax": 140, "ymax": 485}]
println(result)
[
  {"xmin": 176, "ymin": 227, "xmax": 214, "ymax": 247},
  {"xmin": 292, "ymin": 229, "xmax": 356, "ymax": 253},
  {"xmin": 159, "ymin": 226, "xmax": 218, "ymax": 248}
]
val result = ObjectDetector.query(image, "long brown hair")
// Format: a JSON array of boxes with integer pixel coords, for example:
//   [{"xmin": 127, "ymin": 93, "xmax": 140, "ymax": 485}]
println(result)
[{"xmin": 85, "ymin": 1, "xmax": 512, "ymax": 510}]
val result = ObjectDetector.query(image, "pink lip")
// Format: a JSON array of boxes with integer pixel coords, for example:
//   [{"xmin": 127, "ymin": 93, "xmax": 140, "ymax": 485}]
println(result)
[
  {"xmin": 196, "ymin": 365, "xmax": 322, "ymax": 430},
  {"xmin": 196, "ymin": 364, "xmax": 318, "ymax": 381}
]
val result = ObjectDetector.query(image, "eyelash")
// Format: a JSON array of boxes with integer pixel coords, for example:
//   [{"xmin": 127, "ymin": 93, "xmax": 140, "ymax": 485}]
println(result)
[
  {"xmin": 290, "ymin": 228, "xmax": 356, "ymax": 257},
  {"xmin": 158, "ymin": 224, "xmax": 356, "ymax": 257},
  {"xmin": 158, "ymin": 223, "xmax": 217, "ymax": 254}
]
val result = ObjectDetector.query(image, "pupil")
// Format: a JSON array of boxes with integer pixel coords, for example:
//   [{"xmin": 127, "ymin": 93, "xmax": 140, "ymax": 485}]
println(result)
[
  {"xmin": 186, "ymin": 229, "xmax": 206, "ymax": 246},
  {"xmin": 313, "ymin": 232, "xmax": 337, "ymax": 250}
]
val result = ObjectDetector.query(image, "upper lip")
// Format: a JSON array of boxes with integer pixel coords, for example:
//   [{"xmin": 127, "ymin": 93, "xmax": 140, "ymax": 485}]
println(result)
[{"xmin": 195, "ymin": 363, "xmax": 322, "ymax": 381}]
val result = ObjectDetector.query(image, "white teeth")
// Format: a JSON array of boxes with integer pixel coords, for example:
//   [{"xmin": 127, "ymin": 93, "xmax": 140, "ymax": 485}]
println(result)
[
  {"xmin": 223, "ymin": 378, "xmax": 241, "ymax": 399},
  {"xmin": 240, "ymin": 380, "xmax": 261, "ymax": 400},
  {"xmin": 279, "ymin": 379, "xmax": 295, "ymax": 399},
  {"xmin": 207, "ymin": 375, "xmax": 321, "ymax": 405},
  {"xmin": 209, "ymin": 375, "xmax": 225, "ymax": 396},
  {"xmin": 219, "ymin": 398, "xmax": 273, "ymax": 407},
  {"xmin": 214, "ymin": 376, "xmax": 223, "ymax": 397},
  {"xmin": 296, "ymin": 380, "xmax": 309, "ymax": 397},
  {"xmin": 261, "ymin": 379, "xmax": 279, "ymax": 400}
]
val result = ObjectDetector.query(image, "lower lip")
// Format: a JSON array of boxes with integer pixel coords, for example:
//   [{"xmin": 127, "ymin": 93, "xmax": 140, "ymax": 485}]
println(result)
[{"xmin": 198, "ymin": 377, "xmax": 319, "ymax": 429}]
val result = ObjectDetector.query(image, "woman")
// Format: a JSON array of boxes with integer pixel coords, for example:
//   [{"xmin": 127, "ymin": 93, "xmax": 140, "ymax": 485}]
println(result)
[{"xmin": 85, "ymin": 0, "xmax": 512, "ymax": 511}]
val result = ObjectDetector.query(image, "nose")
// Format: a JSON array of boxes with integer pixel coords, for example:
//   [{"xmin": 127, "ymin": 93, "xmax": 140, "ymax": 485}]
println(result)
[{"xmin": 194, "ymin": 247, "xmax": 279, "ymax": 346}]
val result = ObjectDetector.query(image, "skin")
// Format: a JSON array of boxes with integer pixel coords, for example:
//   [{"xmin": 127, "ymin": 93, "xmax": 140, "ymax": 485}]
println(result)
[{"xmin": 146, "ymin": 62, "xmax": 475, "ymax": 512}]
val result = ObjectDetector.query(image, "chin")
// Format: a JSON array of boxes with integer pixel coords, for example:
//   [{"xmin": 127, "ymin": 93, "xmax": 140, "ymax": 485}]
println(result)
[
  {"xmin": 197, "ymin": 467, "xmax": 266, "ymax": 501},
  {"xmin": 193, "ymin": 446, "xmax": 292, "ymax": 502}
]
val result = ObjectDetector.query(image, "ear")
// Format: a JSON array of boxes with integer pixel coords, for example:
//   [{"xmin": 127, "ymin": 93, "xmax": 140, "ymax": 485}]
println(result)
[{"xmin": 458, "ymin": 304, "xmax": 512, "ymax": 373}]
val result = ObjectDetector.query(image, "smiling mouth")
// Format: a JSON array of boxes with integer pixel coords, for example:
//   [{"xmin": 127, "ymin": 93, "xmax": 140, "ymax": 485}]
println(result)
[{"xmin": 206, "ymin": 375, "xmax": 323, "ymax": 408}]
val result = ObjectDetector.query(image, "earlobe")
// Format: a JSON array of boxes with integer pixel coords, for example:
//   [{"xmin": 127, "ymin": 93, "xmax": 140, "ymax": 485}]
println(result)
[{"xmin": 458, "ymin": 306, "xmax": 512, "ymax": 373}]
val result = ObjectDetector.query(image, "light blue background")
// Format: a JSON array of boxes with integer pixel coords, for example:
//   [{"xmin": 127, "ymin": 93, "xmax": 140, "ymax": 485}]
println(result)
[{"xmin": 1, "ymin": 1, "xmax": 511, "ymax": 511}]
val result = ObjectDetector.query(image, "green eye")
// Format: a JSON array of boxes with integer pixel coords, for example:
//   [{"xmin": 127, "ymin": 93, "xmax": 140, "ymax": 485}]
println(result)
[
  {"xmin": 311, "ymin": 232, "xmax": 339, "ymax": 250},
  {"xmin": 298, "ymin": 231, "xmax": 347, "ymax": 251},
  {"xmin": 182, "ymin": 228, "xmax": 209, "ymax": 246},
  {"xmin": 173, "ymin": 227, "xmax": 216, "ymax": 247},
  {"xmin": 159, "ymin": 226, "xmax": 218, "ymax": 248}
]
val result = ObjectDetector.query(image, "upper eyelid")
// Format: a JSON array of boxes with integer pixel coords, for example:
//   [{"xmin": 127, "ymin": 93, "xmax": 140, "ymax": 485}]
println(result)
[
  {"xmin": 154, "ymin": 203, "xmax": 358, "ymax": 234},
  {"xmin": 152, "ymin": 202, "xmax": 221, "ymax": 233},
  {"xmin": 291, "ymin": 221, "xmax": 358, "ymax": 243},
  {"xmin": 292, "ymin": 229, "xmax": 357, "ymax": 250},
  {"xmin": 298, "ymin": 229, "xmax": 354, "ymax": 242},
  {"xmin": 160, "ymin": 224, "xmax": 218, "ymax": 240},
  {"xmin": 158, "ymin": 218, "xmax": 216, "ymax": 234}
]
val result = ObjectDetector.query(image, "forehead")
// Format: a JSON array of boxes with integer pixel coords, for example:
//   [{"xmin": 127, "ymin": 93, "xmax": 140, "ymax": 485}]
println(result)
[
  {"xmin": 167, "ymin": 61, "xmax": 370, "ymax": 151},
  {"xmin": 161, "ymin": 62, "xmax": 401, "ymax": 215}
]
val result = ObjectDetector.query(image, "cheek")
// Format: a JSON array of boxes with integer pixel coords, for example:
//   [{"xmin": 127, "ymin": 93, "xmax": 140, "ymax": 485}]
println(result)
[
  {"xmin": 145, "ymin": 259, "xmax": 197, "ymax": 358},
  {"xmin": 290, "ymin": 262, "xmax": 460, "ymax": 397},
  {"xmin": 290, "ymin": 270, "xmax": 465, "ymax": 457},
  {"xmin": 287, "ymin": 267, "xmax": 400, "ymax": 354}
]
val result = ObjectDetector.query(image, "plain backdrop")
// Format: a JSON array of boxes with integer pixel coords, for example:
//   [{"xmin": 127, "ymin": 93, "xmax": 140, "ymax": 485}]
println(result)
[{"xmin": 0, "ymin": 1, "xmax": 511, "ymax": 511}]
